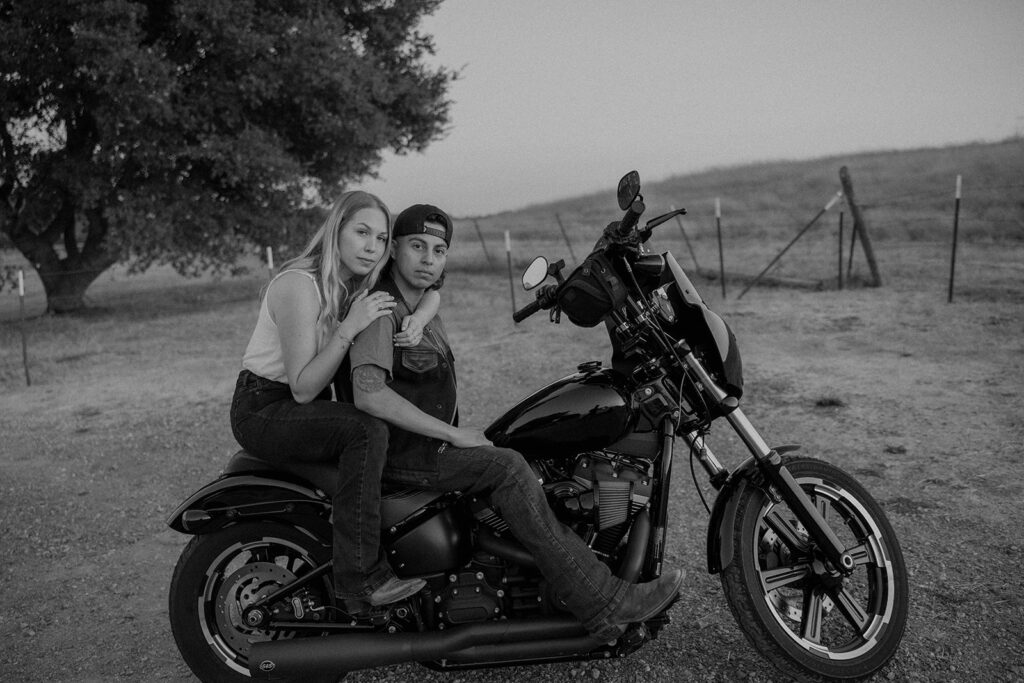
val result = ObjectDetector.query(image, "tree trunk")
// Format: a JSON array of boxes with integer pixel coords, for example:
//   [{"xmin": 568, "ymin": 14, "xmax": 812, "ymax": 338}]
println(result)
[
  {"xmin": 5, "ymin": 199, "xmax": 117, "ymax": 314},
  {"xmin": 43, "ymin": 263, "xmax": 112, "ymax": 313}
]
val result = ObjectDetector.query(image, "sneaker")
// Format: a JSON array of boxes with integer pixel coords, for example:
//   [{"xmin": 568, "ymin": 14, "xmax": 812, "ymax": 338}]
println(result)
[{"xmin": 607, "ymin": 568, "xmax": 685, "ymax": 633}]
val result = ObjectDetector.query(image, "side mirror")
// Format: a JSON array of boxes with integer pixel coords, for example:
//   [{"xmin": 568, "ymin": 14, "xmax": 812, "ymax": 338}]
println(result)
[
  {"xmin": 522, "ymin": 256, "xmax": 549, "ymax": 290},
  {"xmin": 617, "ymin": 170, "xmax": 641, "ymax": 210}
]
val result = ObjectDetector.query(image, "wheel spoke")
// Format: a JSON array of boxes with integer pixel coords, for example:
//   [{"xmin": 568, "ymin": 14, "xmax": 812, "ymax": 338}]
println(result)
[
  {"xmin": 800, "ymin": 587, "xmax": 825, "ymax": 643},
  {"xmin": 830, "ymin": 585, "xmax": 870, "ymax": 634},
  {"xmin": 815, "ymin": 495, "xmax": 831, "ymax": 525},
  {"xmin": 763, "ymin": 508, "xmax": 809, "ymax": 554},
  {"xmin": 761, "ymin": 563, "xmax": 812, "ymax": 590}
]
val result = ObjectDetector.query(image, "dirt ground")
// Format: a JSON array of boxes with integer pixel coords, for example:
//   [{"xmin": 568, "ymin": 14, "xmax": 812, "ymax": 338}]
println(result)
[{"xmin": 1, "ymin": 238, "xmax": 1022, "ymax": 682}]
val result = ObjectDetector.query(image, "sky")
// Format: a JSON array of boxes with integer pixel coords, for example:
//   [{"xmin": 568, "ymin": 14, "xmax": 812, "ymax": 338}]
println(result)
[{"xmin": 360, "ymin": 1, "xmax": 1024, "ymax": 217}]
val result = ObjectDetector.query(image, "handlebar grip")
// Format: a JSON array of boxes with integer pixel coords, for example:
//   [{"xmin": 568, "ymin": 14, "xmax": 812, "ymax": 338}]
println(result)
[
  {"xmin": 513, "ymin": 297, "xmax": 544, "ymax": 323},
  {"xmin": 617, "ymin": 197, "xmax": 646, "ymax": 236}
]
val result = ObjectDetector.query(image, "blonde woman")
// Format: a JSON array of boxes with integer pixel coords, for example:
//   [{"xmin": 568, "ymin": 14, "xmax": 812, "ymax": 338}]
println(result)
[{"xmin": 230, "ymin": 190, "xmax": 438, "ymax": 608}]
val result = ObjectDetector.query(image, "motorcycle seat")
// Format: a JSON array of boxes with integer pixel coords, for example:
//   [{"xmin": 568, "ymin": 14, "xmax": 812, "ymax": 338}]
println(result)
[
  {"xmin": 222, "ymin": 450, "xmax": 441, "ymax": 504},
  {"xmin": 224, "ymin": 449, "xmax": 339, "ymax": 494},
  {"xmin": 222, "ymin": 450, "xmax": 452, "ymax": 535}
]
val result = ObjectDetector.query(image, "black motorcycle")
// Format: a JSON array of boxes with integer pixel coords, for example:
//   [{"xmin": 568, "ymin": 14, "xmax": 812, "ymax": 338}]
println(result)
[{"xmin": 167, "ymin": 171, "xmax": 908, "ymax": 682}]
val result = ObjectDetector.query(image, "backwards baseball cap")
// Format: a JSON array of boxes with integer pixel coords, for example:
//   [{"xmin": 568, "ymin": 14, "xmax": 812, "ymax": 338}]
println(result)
[{"xmin": 393, "ymin": 204, "xmax": 454, "ymax": 246}]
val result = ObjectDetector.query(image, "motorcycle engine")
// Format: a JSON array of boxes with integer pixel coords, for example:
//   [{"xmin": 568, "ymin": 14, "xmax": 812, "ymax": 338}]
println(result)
[{"xmin": 545, "ymin": 451, "xmax": 653, "ymax": 559}]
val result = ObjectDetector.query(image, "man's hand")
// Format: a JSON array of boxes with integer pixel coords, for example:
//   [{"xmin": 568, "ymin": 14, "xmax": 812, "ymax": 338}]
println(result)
[
  {"xmin": 447, "ymin": 427, "xmax": 493, "ymax": 449},
  {"xmin": 394, "ymin": 314, "xmax": 424, "ymax": 347}
]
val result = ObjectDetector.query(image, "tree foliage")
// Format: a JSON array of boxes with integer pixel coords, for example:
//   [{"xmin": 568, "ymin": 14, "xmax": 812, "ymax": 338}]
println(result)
[{"xmin": 0, "ymin": 0, "xmax": 454, "ymax": 312}]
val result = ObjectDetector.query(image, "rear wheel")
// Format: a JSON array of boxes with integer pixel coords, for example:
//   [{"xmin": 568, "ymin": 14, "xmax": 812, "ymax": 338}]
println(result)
[
  {"xmin": 721, "ymin": 457, "xmax": 908, "ymax": 681},
  {"xmin": 168, "ymin": 522, "xmax": 341, "ymax": 682}
]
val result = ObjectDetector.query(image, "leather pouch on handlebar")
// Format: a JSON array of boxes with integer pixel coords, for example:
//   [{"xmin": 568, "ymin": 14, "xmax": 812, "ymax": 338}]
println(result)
[{"xmin": 556, "ymin": 252, "xmax": 627, "ymax": 327}]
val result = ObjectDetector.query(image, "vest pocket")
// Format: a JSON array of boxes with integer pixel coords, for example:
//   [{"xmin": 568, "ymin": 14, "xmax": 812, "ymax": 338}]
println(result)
[{"xmin": 400, "ymin": 347, "xmax": 439, "ymax": 380}]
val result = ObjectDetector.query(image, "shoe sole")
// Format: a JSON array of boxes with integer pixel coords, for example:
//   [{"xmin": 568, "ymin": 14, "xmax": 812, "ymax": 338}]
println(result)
[
  {"xmin": 368, "ymin": 578, "xmax": 426, "ymax": 607},
  {"xmin": 634, "ymin": 570, "xmax": 686, "ymax": 622}
]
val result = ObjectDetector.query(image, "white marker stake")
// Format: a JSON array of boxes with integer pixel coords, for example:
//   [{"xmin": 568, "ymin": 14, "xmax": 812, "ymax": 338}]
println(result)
[
  {"xmin": 18, "ymin": 269, "xmax": 31, "ymax": 386},
  {"xmin": 505, "ymin": 230, "xmax": 517, "ymax": 317},
  {"xmin": 266, "ymin": 246, "xmax": 275, "ymax": 276}
]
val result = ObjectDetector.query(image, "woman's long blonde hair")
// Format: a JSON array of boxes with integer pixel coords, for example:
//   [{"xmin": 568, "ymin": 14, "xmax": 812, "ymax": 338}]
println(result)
[{"xmin": 278, "ymin": 190, "xmax": 391, "ymax": 327}]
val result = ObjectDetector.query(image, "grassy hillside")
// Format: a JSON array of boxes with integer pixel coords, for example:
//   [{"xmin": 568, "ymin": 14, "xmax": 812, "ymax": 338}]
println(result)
[
  {"xmin": 475, "ymin": 138, "xmax": 1024, "ymax": 244},
  {"xmin": 452, "ymin": 139, "xmax": 1023, "ymax": 298}
]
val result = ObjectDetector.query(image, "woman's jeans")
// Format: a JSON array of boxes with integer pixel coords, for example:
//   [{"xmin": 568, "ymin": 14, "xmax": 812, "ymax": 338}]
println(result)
[
  {"xmin": 383, "ymin": 444, "xmax": 629, "ymax": 641},
  {"xmin": 229, "ymin": 370, "xmax": 392, "ymax": 599}
]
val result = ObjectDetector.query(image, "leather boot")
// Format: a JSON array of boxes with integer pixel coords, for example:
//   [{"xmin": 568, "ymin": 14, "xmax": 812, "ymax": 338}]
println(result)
[
  {"xmin": 607, "ymin": 568, "xmax": 685, "ymax": 633},
  {"xmin": 340, "ymin": 576, "xmax": 426, "ymax": 614}
]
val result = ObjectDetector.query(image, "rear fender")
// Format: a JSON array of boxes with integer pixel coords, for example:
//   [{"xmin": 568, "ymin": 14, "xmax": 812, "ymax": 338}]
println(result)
[
  {"xmin": 166, "ymin": 473, "xmax": 330, "ymax": 535},
  {"xmin": 706, "ymin": 457, "xmax": 758, "ymax": 574}
]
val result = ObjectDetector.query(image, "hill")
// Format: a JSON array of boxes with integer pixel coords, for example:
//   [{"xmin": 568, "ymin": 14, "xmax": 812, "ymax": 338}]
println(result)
[{"xmin": 474, "ymin": 138, "xmax": 1024, "ymax": 244}]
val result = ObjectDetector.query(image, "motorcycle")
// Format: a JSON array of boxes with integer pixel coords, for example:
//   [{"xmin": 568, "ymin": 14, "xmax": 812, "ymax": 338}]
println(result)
[{"xmin": 167, "ymin": 171, "xmax": 908, "ymax": 682}]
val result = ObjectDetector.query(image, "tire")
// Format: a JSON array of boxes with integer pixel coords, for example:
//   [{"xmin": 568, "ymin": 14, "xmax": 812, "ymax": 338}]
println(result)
[
  {"xmin": 720, "ymin": 457, "xmax": 908, "ymax": 682},
  {"xmin": 168, "ymin": 522, "xmax": 339, "ymax": 683}
]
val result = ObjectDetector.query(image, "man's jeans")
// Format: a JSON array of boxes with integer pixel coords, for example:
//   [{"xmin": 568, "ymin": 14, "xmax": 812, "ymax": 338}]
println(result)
[
  {"xmin": 384, "ymin": 444, "xmax": 629, "ymax": 641},
  {"xmin": 229, "ymin": 370, "xmax": 393, "ymax": 599}
]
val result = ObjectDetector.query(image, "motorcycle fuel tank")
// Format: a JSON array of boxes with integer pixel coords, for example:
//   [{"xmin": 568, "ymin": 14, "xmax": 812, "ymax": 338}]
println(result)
[{"xmin": 485, "ymin": 364, "xmax": 635, "ymax": 457}]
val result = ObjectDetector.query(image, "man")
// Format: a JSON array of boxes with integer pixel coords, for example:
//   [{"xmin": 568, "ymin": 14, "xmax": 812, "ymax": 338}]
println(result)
[{"xmin": 346, "ymin": 203, "xmax": 684, "ymax": 641}]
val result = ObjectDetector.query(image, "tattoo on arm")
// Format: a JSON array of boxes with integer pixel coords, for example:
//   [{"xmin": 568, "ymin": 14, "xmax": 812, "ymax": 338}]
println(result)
[{"xmin": 353, "ymin": 365, "xmax": 387, "ymax": 393}]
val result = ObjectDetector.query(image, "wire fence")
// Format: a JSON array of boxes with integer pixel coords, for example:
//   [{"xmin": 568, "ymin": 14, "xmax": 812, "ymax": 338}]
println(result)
[{"xmin": 3, "ymin": 173, "xmax": 1023, "ymax": 320}]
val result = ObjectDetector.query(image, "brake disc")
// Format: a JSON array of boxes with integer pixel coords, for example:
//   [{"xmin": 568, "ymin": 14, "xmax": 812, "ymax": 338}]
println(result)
[{"xmin": 214, "ymin": 562, "xmax": 297, "ymax": 653}]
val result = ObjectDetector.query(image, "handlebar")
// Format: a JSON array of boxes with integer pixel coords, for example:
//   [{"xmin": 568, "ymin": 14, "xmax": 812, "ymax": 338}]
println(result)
[
  {"xmin": 513, "ymin": 284, "xmax": 558, "ymax": 323},
  {"xmin": 513, "ymin": 297, "xmax": 544, "ymax": 323},
  {"xmin": 617, "ymin": 197, "xmax": 646, "ymax": 236}
]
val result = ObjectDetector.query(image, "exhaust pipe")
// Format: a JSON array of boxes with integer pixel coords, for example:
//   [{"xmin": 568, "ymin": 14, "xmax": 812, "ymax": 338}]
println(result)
[{"xmin": 249, "ymin": 616, "xmax": 603, "ymax": 679}]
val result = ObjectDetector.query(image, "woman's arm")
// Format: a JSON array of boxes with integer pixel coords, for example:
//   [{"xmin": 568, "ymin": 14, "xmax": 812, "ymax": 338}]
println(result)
[
  {"xmin": 270, "ymin": 274, "xmax": 394, "ymax": 403},
  {"xmin": 394, "ymin": 288, "xmax": 441, "ymax": 347}
]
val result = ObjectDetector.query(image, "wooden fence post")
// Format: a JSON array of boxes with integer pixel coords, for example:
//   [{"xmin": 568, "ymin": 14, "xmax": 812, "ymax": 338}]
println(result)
[{"xmin": 838, "ymin": 166, "xmax": 882, "ymax": 287}]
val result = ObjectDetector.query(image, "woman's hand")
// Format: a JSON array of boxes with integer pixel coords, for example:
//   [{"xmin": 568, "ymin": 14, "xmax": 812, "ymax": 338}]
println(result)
[
  {"xmin": 394, "ymin": 314, "xmax": 425, "ymax": 347},
  {"xmin": 447, "ymin": 427, "xmax": 493, "ymax": 449},
  {"xmin": 340, "ymin": 290, "xmax": 396, "ymax": 338}
]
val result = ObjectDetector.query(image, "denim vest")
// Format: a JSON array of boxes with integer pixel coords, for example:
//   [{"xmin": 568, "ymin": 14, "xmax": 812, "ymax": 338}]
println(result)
[{"xmin": 340, "ymin": 277, "xmax": 458, "ymax": 481}]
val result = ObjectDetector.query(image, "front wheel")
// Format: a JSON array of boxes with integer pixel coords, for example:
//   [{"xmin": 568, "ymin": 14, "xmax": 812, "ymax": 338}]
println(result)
[
  {"xmin": 168, "ymin": 521, "xmax": 338, "ymax": 682},
  {"xmin": 720, "ymin": 457, "xmax": 908, "ymax": 682}
]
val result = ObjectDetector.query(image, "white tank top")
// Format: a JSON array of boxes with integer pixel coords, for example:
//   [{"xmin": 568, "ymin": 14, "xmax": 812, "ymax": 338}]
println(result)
[{"xmin": 241, "ymin": 270, "xmax": 328, "ymax": 383}]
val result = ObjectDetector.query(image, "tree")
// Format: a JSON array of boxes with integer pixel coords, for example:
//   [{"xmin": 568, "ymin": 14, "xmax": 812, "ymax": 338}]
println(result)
[{"xmin": 0, "ymin": 0, "xmax": 454, "ymax": 312}]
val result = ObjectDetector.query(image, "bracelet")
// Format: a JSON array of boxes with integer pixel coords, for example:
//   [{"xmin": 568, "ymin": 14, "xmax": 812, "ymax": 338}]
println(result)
[{"xmin": 337, "ymin": 333, "xmax": 352, "ymax": 346}]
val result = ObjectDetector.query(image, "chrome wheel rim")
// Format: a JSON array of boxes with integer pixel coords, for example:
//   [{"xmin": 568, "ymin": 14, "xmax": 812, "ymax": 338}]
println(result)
[{"xmin": 751, "ymin": 476, "xmax": 899, "ymax": 661}]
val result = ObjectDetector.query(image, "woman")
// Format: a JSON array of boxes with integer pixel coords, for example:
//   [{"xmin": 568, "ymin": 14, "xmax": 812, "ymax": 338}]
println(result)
[{"xmin": 230, "ymin": 190, "xmax": 439, "ymax": 608}]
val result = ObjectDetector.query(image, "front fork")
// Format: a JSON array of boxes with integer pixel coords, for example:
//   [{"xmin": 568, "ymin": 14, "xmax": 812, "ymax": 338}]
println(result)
[{"xmin": 681, "ymin": 353, "xmax": 856, "ymax": 574}]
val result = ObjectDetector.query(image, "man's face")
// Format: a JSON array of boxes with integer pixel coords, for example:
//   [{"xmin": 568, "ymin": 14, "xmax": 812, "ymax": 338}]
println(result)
[{"xmin": 391, "ymin": 229, "xmax": 448, "ymax": 291}]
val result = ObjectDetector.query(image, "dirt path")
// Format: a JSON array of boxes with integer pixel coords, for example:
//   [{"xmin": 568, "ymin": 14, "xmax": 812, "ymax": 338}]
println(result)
[{"xmin": 1, "ymin": 246, "xmax": 1022, "ymax": 682}]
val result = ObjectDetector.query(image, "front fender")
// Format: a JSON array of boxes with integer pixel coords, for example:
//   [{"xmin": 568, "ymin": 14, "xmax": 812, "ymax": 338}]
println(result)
[
  {"xmin": 706, "ymin": 457, "xmax": 758, "ymax": 574},
  {"xmin": 166, "ymin": 472, "xmax": 330, "ymax": 535}
]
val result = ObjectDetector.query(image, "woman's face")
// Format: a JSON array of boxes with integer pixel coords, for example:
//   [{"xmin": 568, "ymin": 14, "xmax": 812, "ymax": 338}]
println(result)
[{"xmin": 337, "ymin": 207, "xmax": 389, "ymax": 279}]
